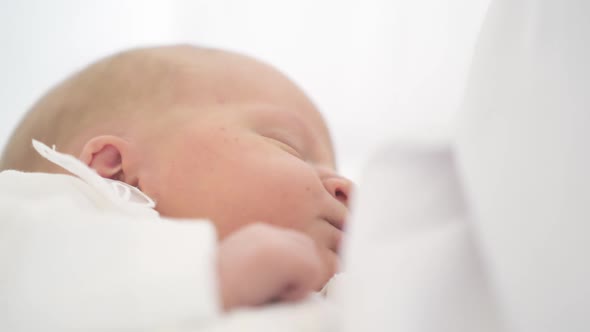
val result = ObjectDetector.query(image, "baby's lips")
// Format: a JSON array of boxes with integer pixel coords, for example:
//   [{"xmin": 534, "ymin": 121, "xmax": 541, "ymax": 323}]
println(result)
[
  {"xmin": 326, "ymin": 216, "xmax": 345, "ymax": 231},
  {"xmin": 333, "ymin": 230, "xmax": 343, "ymax": 255},
  {"xmin": 323, "ymin": 219, "xmax": 344, "ymax": 254}
]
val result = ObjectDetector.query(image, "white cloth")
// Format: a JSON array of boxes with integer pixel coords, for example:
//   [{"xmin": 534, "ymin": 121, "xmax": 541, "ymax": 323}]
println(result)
[
  {"xmin": 340, "ymin": 0, "xmax": 590, "ymax": 331},
  {"xmin": 456, "ymin": 1, "xmax": 590, "ymax": 331},
  {"xmin": 339, "ymin": 141, "xmax": 503, "ymax": 332},
  {"xmin": 0, "ymin": 141, "xmax": 220, "ymax": 331},
  {"xmin": 199, "ymin": 297, "xmax": 336, "ymax": 332}
]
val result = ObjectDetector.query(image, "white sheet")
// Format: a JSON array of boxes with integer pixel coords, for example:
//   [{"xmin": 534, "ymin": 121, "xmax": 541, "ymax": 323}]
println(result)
[{"xmin": 199, "ymin": 297, "xmax": 336, "ymax": 332}]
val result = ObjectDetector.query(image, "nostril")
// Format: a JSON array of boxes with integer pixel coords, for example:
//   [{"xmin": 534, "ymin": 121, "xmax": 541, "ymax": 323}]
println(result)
[
  {"xmin": 335, "ymin": 189, "xmax": 348, "ymax": 204},
  {"xmin": 322, "ymin": 174, "xmax": 352, "ymax": 206}
]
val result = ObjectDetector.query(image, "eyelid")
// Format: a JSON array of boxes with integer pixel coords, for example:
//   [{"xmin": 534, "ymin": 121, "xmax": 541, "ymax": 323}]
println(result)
[{"xmin": 265, "ymin": 136, "xmax": 304, "ymax": 159}]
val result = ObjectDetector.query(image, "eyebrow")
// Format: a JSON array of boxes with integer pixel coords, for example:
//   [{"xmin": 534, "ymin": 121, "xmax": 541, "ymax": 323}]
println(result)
[
  {"xmin": 249, "ymin": 106, "xmax": 335, "ymax": 167},
  {"xmin": 253, "ymin": 107, "xmax": 309, "ymax": 144}
]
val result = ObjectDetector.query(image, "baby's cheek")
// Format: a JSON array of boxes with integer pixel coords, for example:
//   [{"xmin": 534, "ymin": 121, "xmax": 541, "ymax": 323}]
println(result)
[
  {"xmin": 251, "ymin": 164, "xmax": 322, "ymax": 225},
  {"xmin": 274, "ymin": 163, "xmax": 325, "ymax": 203}
]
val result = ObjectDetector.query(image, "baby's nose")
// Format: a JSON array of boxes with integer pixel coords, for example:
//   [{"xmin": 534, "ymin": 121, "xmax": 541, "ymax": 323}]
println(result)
[{"xmin": 323, "ymin": 175, "xmax": 353, "ymax": 207}]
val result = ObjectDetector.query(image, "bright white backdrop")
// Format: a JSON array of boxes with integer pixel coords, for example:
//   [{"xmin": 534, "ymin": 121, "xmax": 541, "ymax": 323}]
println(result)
[{"xmin": 0, "ymin": 0, "xmax": 490, "ymax": 180}]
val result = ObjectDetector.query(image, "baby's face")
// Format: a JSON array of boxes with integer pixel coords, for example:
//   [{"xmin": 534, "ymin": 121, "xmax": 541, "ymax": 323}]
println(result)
[{"xmin": 135, "ymin": 52, "xmax": 352, "ymax": 284}]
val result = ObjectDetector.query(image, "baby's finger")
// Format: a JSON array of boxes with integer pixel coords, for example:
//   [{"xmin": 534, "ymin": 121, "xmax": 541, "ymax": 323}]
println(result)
[{"xmin": 278, "ymin": 282, "xmax": 310, "ymax": 302}]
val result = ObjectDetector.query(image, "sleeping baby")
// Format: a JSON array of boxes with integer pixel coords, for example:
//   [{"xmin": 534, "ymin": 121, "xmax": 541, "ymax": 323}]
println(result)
[{"xmin": 0, "ymin": 45, "xmax": 352, "ymax": 330}]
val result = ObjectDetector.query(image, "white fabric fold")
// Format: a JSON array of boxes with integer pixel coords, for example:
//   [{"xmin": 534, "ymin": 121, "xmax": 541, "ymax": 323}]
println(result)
[
  {"xmin": 340, "ymin": 141, "xmax": 503, "ymax": 332},
  {"xmin": 0, "ymin": 160, "xmax": 220, "ymax": 330},
  {"xmin": 456, "ymin": 1, "xmax": 590, "ymax": 331}
]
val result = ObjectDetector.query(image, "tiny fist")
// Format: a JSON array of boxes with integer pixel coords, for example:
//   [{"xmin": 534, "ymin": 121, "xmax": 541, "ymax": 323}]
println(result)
[{"xmin": 217, "ymin": 223, "xmax": 324, "ymax": 311}]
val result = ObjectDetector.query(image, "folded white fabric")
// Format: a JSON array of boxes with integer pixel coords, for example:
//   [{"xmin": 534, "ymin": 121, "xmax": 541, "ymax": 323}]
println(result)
[
  {"xmin": 339, "ymin": 141, "xmax": 502, "ymax": 332},
  {"xmin": 0, "ymin": 142, "xmax": 220, "ymax": 331},
  {"xmin": 199, "ymin": 298, "xmax": 336, "ymax": 332},
  {"xmin": 339, "ymin": 1, "xmax": 590, "ymax": 331},
  {"xmin": 456, "ymin": 0, "xmax": 590, "ymax": 331}
]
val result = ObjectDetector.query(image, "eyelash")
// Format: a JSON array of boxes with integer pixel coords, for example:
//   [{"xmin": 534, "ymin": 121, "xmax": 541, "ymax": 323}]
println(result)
[{"xmin": 267, "ymin": 137, "xmax": 304, "ymax": 160}]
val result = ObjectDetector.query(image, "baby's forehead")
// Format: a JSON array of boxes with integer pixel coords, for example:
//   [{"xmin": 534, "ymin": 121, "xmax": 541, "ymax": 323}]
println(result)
[{"xmin": 144, "ymin": 48, "xmax": 336, "ymax": 165}]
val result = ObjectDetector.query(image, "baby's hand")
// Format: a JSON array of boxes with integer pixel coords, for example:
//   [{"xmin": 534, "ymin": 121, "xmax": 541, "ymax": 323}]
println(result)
[{"xmin": 217, "ymin": 223, "xmax": 324, "ymax": 311}]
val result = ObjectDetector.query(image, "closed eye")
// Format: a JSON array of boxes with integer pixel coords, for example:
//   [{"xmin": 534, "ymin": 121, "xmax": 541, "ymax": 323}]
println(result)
[{"xmin": 265, "ymin": 137, "xmax": 304, "ymax": 160}]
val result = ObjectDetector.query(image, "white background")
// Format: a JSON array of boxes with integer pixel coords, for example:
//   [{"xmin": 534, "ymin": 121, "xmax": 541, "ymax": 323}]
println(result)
[{"xmin": 0, "ymin": 0, "xmax": 490, "ymax": 180}]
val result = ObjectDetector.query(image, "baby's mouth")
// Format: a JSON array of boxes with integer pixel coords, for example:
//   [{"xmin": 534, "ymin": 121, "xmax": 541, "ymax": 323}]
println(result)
[
  {"xmin": 326, "ymin": 217, "xmax": 345, "ymax": 231},
  {"xmin": 324, "ymin": 217, "xmax": 345, "ymax": 254}
]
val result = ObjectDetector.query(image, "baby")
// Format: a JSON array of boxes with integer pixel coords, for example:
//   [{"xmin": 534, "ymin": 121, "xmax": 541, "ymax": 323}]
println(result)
[{"xmin": 0, "ymin": 45, "xmax": 351, "ymax": 329}]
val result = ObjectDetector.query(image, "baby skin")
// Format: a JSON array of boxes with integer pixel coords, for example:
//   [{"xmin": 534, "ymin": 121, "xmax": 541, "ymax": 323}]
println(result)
[{"xmin": 1, "ymin": 45, "xmax": 352, "ymax": 311}]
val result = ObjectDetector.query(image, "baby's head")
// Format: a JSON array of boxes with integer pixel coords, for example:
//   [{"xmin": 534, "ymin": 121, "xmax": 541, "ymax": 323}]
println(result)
[{"xmin": 1, "ymin": 45, "xmax": 351, "ymax": 282}]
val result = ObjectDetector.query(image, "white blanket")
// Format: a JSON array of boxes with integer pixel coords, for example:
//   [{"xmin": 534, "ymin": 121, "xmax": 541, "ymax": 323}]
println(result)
[
  {"xmin": 0, "ymin": 142, "xmax": 221, "ymax": 331},
  {"xmin": 199, "ymin": 297, "xmax": 336, "ymax": 332}
]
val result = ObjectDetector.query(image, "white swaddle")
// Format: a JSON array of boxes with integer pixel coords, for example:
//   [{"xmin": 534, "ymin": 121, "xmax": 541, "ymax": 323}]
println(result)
[{"xmin": 0, "ymin": 141, "xmax": 221, "ymax": 331}]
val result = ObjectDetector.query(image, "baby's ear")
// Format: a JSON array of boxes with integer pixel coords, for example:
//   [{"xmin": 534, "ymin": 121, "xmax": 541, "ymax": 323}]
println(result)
[{"xmin": 79, "ymin": 136, "xmax": 138, "ymax": 186}]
